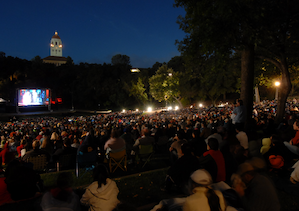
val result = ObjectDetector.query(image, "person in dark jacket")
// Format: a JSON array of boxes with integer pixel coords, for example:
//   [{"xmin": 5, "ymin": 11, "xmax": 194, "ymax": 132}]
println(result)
[{"xmin": 162, "ymin": 141, "xmax": 201, "ymax": 194}]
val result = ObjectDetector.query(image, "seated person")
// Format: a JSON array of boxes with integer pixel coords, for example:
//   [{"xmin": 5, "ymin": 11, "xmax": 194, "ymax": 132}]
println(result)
[
  {"xmin": 205, "ymin": 127, "xmax": 224, "ymax": 150},
  {"xmin": 188, "ymin": 129, "xmax": 207, "ymax": 158},
  {"xmin": 162, "ymin": 141, "xmax": 201, "ymax": 194},
  {"xmin": 183, "ymin": 169, "xmax": 226, "ymax": 211},
  {"xmin": 22, "ymin": 140, "xmax": 51, "ymax": 162},
  {"xmin": 52, "ymin": 138, "xmax": 77, "ymax": 163},
  {"xmin": 40, "ymin": 172, "xmax": 81, "ymax": 211},
  {"xmin": 71, "ymin": 138, "xmax": 80, "ymax": 149},
  {"xmin": 78, "ymin": 129, "xmax": 97, "ymax": 153},
  {"xmin": 290, "ymin": 160, "xmax": 299, "ymax": 184},
  {"xmin": 0, "ymin": 142, "xmax": 16, "ymax": 165},
  {"xmin": 81, "ymin": 164, "xmax": 120, "ymax": 211},
  {"xmin": 233, "ymin": 162, "xmax": 280, "ymax": 211},
  {"xmin": 264, "ymin": 134, "xmax": 298, "ymax": 169},
  {"xmin": 198, "ymin": 138, "xmax": 226, "ymax": 183},
  {"xmin": 284, "ymin": 119, "xmax": 299, "ymax": 155},
  {"xmin": 104, "ymin": 129, "xmax": 126, "ymax": 154},
  {"xmin": 0, "ymin": 170, "xmax": 12, "ymax": 206},
  {"xmin": 120, "ymin": 127, "xmax": 135, "ymax": 161},
  {"xmin": 4, "ymin": 159, "xmax": 42, "ymax": 201},
  {"xmin": 168, "ymin": 132, "xmax": 187, "ymax": 163},
  {"xmin": 132, "ymin": 128, "xmax": 155, "ymax": 155},
  {"xmin": 235, "ymin": 125, "xmax": 248, "ymax": 154},
  {"xmin": 16, "ymin": 139, "xmax": 26, "ymax": 158}
]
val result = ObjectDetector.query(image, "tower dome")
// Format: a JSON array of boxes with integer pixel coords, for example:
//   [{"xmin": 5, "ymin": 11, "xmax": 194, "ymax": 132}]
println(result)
[{"xmin": 50, "ymin": 31, "xmax": 62, "ymax": 57}]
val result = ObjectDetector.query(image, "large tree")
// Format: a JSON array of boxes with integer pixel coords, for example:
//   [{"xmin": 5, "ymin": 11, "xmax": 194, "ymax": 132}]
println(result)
[
  {"xmin": 175, "ymin": 0, "xmax": 299, "ymax": 127},
  {"xmin": 254, "ymin": 1, "xmax": 299, "ymax": 123},
  {"xmin": 149, "ymin": 64, "xmax": 182, "ymax": 107},
  {"xmin": 111, "ymin": 54, "xmax": 131, "ymax": 66},
  {"xmin": 129, "ymin": 77, "xmax": 148, "ymax": 105}
]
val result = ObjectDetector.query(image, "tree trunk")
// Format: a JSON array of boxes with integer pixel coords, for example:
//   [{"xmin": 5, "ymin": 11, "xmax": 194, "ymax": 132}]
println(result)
[
  {"xmin": 275, "ymin": 56, "xmax": 292, "ymax": 123},
  {"xmin": 240, "ymin": 45, "xmax": 255, "ymax": 132},
  {"xmin": 223, "ymin": 93, "xmax": 226, "ymax": 101},
  {"xmin": 174, "ymin": 97, "xmax": 183, "ymax": 108},
  {"xmin": 255, "ymin": 86, "xmax": 260, "ymax": 103}
]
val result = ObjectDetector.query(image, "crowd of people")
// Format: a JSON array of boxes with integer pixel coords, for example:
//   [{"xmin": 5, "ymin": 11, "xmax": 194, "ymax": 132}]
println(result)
[{"xmin": 0, "ymin": 98, "xmax": 299, "ymax": 210}]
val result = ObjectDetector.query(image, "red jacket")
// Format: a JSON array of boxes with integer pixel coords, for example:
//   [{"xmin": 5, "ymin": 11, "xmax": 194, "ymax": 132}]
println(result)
[
  {"xmin": 292, "ymin": 130, "xmax": 299, "ymax": 146},
  {"xmin": 0, "ymin": 143, "xmax": 15, "ymax": 165},
  {"xmin": 203, "ymin": 150, "xmax": 226, "ymax": 182},
  {"xmin": 17, "ymin": 144, "xmax": 24, "ymax": 157}
]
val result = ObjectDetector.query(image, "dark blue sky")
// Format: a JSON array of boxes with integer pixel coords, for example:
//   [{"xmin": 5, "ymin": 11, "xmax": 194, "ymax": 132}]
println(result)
[{"xmin": 1, "ymin": 0, "xmax": 186, "ymax": 68}]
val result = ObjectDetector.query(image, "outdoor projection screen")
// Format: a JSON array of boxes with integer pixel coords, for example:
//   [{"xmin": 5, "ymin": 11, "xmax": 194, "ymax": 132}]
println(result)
[{"xmin": 17, "ymin": 88, "xmax": 50, "ymax": 107}]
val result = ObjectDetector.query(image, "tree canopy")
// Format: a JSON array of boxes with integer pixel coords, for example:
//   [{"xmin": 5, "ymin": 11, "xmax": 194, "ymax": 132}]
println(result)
[{"xmin": 175, "ymin": 0, "xmax": 299, "ymax": 125}]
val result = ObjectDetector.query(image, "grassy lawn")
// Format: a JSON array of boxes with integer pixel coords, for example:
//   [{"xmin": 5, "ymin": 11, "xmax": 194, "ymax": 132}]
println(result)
[
  {"xmin": 1, "ymin": 154, "xmax": 299, "ymax": 210},
  {"xmin": 40, "ymin": 167, "xmax": 174, "ymax": 208}
]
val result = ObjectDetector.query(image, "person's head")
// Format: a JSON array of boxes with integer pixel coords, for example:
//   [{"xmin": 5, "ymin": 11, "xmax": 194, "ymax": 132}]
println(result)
[
  {"xmin": 270, "ymin": 134, "xmax": 282, "ymax": 145},
  {"xmin": 73, "ymin": 138, "xmax": 79, "ymax": 144},
  {"xmin": 32, "ymin": 140, "xmax": 40, "ymax": 149},
  {"xmin": 181, "ymin": 142, "xmax": 192, "ymax": 156},
  {"xmin": 293, "ymin": 120, "xmax": 299, "ymax": 131},
  {"xmin": 111, "ymin": 129, "xmax": 120, "ymax": 138},
  {"xmin": 190, "ymin": 169, "xmax": 212, "ymax": 187},
  {"xmin": 176, "ymin": 131, "xmax": 185, "ymax": 141},
  {"xmin": 192, "ymin": 129, "xmax": 200, "ymax": 139},
  {"xmin": 176, "ymin": 139, "xmax": 187, "ymax": 157},
  {"xmin": 93, "ymin": 164, "xmax": 109, "ymax": 188},
  {"xmin": 20, "ymin": 139, "xmax": 26, "ymax": 145},
  {"xmin": 88, "ymin": 128, "xmax": 95, "ymax": 137},
  {"xmin": 237, "ymin": 99, "xmax": 243, "ymax": 106},
  {"xmin": 236, "ymin": 162, "xmax": 256, "ymax": 184},
  {"xmin": 41, "ymin": 136, "xmax": 49, "ymax": 148},
  {"xmin": 142, "ymin": 128, "xmax": 150, "ymax": 136},
  {"xmin": 190, "ymin": 170, "xmax": 220, "ymax": 211},
  {"xmin": 207, "ymin": 138, "xmax": 219, "ymax": 151},
  {"xmin": 63, "ymin": 138, "xmax": 71, "ymax": 147}
]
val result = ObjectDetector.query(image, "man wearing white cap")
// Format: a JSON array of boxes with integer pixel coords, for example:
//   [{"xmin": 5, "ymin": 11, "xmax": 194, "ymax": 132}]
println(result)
[{"xmin": 183, "ymin": 169, "xmax": 226, "ymax": 211}]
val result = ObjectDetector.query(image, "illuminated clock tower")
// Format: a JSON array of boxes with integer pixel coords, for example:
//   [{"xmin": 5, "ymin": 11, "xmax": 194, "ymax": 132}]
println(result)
[
  {"xmin": 50, "ymin": 31, "xmax": 63, "ymax": 57},
  {"xmin": 43, "ymin": 31, "xmax": 67, "ymax": 66}
]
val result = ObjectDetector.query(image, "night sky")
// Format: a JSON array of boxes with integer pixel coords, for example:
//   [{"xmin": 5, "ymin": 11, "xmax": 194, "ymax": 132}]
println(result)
[{"xmin": 1, "ymin": 0, "xmax": 186, "ymax": 68}]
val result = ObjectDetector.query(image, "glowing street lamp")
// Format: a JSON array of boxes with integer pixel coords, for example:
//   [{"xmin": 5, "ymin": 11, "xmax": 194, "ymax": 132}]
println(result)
[{"xmin": 275, "ymin": 81, "xmax": 280, "ymax": 100}]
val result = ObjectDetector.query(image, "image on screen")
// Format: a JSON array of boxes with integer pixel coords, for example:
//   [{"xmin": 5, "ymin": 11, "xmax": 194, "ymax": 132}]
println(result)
[{"xmin": 18, "ymin": 89, "xmax": 50, "ymax": 106}]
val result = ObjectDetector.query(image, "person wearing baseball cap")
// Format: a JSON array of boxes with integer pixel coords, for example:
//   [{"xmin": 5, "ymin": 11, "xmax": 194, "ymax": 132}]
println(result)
[{"xmin": 183, "ymin": 169, "xmax": 226, "ymax": 211}]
